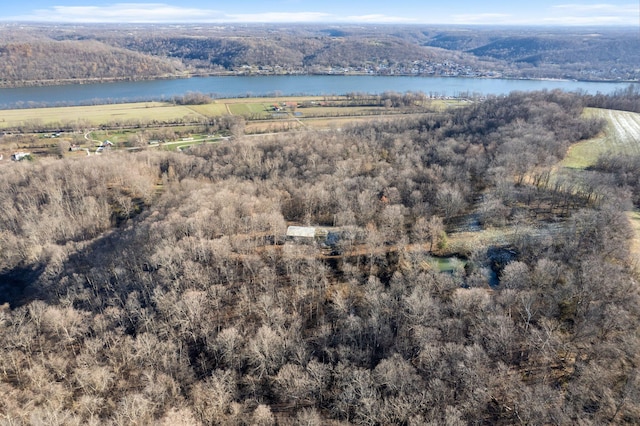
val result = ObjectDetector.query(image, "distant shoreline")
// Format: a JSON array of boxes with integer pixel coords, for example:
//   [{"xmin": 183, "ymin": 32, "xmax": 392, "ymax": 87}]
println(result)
[
  {"xmin": 1, "ymin": 74, "xmax": 635, "ymax": 110},
  {"xmin": 1, "ymin": 72, "xmax": 636, "ymax": 90}
]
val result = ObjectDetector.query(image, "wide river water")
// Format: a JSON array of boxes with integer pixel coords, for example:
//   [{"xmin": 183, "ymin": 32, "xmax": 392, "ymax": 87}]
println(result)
[{"xmin": 0, "ymin": 75, "xmax": 636, "ymax": 109}]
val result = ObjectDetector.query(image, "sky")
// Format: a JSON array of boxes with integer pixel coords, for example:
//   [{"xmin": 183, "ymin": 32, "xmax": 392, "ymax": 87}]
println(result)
[{"xmin": 1, "ymin": 1, "xmax": 638, "ymax": 26}]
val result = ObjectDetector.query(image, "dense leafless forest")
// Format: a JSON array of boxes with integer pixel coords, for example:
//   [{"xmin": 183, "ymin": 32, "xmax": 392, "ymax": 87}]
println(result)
[
  {"xmin": 0, "ymin": 23, "xmax": 637, "ymax": 87},
  {"xmin": 2, "ymin": 90, "xmax": 640, "ymax": 424}
]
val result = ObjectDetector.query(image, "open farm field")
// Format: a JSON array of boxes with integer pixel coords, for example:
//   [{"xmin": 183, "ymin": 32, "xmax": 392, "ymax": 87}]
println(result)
[
  {"xmin": 221, "ymin": 96, "xmax": 325, "ymax": 105},
  {"xmin": 0, "ymin": 95, "xmax": 433, "ymax": 158},
  {"xmin": 0, "ymin": 102, "xmax": 200, "ymax": 129},
  {"xmin": 0, "ymin": 95, "xmax": 421, "ymax": 130},
  {"xmin": 187, "ymin": 103, "xmax": 230, "ymax": 116},
  {"xmin": 561, "ymin": 108, "xmax": 640, "ymax": 169},
  {"xmin": 558, "ymin": 107, "xmax": 640, "ymax": 263},
  {"xmin": 227, "ymin": 102, "xmax": 273, "ymax": 117}
]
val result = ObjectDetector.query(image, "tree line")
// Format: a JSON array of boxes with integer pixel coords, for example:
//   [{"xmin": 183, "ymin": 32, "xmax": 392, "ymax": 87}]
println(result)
[
  {"xmin": 584, "ymin": 85, "xmax": 640, "ymax": 114},
  {"xmin": 0, "ymin": 37, "xmax": 183, "ymax": 87}
]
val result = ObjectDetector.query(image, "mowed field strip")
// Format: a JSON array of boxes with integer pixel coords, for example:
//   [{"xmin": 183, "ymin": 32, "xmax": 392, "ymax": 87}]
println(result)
[
  {"xmin": 561, "ymin": 107, "xmax": 640, "ymax": 266},
  {"xmin": 561, "ymin": 108, "xmax": 640, "ymax": 169}
]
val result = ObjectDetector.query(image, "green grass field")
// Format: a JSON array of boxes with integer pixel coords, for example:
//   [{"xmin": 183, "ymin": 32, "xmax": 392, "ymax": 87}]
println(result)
[
  {"xmin": 561, "ymin": 108, "xmax": 640, "ymax": 169},
  {"xmin": 228, "ymin": 102, "xmax": 273, "ymax": 117},
  {"xmin": 557, "ymin": 108, "xmax": 640, "ymax": 260}
]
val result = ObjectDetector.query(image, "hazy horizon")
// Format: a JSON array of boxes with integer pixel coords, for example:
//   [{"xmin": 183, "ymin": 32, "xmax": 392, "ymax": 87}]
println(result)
[{"xmin": 1, "ymin": 1, "xmax": 638, "ymax": 26}]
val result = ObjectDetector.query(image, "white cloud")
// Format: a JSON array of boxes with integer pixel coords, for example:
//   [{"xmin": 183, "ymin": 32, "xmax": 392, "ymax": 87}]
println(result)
[
  {"xmin": 548, "ymin": 3, "xmax": 639, "ymax": 25},
  {"xmin": 5, "ymin": 3, "xmax": 334, "ymax": 23},
  {"xmin": 543, "ymin": 15, "xmax": 634, "ymax": 25},
  {"xmin": 10, "ymin": 3, "xmax": 225, "ymax": 23},
  {"xmin": 451, "ymin": 13, "xmax": 513, "ymax": 25},
  {"xmin": 226, "ymin": 12, "xmax": 332, "ymax": 23},
  {"xmin": 552, "ymin": 3, "xmax": 637, "ymax": 12},
  {"xmin": 341, "ymin": 14, "xmax": 419, "ymax": 23},
  {"xmin": 7, "ymin": 4, "xmax": 415, "ymax": 24},
  {"xmin": 451, "ymin": 3, "xmax": 639, "ymax": 26},
  {"xmin": 3, "ymin": 2, "xmax": 638, "ymax": 25}
]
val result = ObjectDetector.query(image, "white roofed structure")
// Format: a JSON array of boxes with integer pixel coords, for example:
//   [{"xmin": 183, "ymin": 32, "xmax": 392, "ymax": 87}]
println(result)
[{"xmin": 286, "ymin": 226, "xmax": 318, "ymax": 239}]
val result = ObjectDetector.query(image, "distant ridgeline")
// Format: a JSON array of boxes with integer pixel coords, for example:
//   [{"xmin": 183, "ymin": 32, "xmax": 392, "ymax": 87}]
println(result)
[{"xmin": 0, "ymin": 24, "xmax": 637, "ymax": 87}]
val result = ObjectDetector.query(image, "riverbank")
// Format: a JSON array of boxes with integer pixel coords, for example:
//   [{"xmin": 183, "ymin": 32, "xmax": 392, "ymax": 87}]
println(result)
[
  {"xmin": 1, "ymin": 75, "xmax": 636, "ymax": 110},
  {"xmin": 1, "ymin": 71, "xmax": 636, "ymax": 90}
]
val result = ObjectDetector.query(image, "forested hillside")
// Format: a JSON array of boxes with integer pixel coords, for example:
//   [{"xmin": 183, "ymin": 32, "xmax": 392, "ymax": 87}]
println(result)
[
  {"xmin": 2, "ymin": 91, "xmax": 640, "ymax": 424},
  {"xmin": 0, "ymin": 27, "xmax": 184, "ymax": 86},
  {"xmin": 0, "ymin": 23, "xmax": 637, "ymax": 87}
]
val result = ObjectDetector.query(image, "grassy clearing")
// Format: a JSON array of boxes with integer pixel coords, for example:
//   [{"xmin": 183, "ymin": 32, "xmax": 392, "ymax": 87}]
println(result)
[
  {"xmin": 221, "ymin": 96, "xmax": 325, "ymax": 105},
  {"xmin": 0, "ymin": 102, "xmax": 197, "ymax": 129},
  {"xmin": 88, "ymin": 125, "xmax": 203, "ymax": 143},
  {"xmin": 228, "ymin": 102, "xmax": 273, "ymax": 117},
  {"xmin": 561, "ymin": 108, "xmax": 640, "ymax": 169},
  {"xmin": 87, "ymin": 129, "xmax": 135, "ymax": 145},
  {"xmin": 187, "ymin": 103, "xmax": 230, "ymax": 117},
  {"xmin": 430, "ymin": 99, "xmax": 470, "ymax": 110},
  {"xmin": 560, "ymin": 108, "xmax": 640, "ymax": 261}
]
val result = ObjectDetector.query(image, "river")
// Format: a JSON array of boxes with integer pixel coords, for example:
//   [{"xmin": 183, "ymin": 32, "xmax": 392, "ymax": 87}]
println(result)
[{"xmin": 0, "ymin": 75, "xmax": 636, "ymax": 109}]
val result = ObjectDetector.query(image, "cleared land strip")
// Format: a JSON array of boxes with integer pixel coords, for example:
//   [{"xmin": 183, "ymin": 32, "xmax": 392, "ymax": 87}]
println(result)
[
  {"xmin": 609, "ymin": 109, "xmax": 640, "ymax": 144},
  {"xmin": 562, "ymin": 108, "xmax": 640, "ymax": 169},
  {"xmin": 562, "ymin": 108, "xmax": 640, "ymax": 268},
  {"xmin": 476, "ymin": 108, "xmax": 640, "ymax": 264}
]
